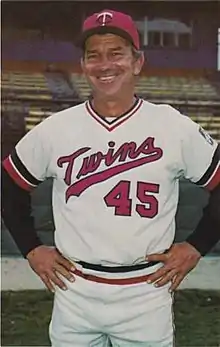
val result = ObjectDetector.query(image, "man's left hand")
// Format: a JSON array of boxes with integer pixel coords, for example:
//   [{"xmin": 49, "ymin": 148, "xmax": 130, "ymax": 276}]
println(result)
[{"xmin": 146, "ymin": 242, "xmax": 202, "ymax": 292}]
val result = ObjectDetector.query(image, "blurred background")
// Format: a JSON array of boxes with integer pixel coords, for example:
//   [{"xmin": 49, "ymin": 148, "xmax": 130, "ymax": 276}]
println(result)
[{"xmin": 1, "ymin": 0, "xmax": 220, "ymax": 256}]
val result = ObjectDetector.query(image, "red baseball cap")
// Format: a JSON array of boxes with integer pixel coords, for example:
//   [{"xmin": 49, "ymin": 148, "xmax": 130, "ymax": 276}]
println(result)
[{"xmin": 80, "ymin": 9, "xmax": 140, "ymax": 50}]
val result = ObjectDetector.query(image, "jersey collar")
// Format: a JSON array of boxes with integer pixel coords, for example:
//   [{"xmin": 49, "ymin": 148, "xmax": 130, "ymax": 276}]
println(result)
[{"xmin": 85, "ymin": 97, "xmax": 143, "ymax": 132}]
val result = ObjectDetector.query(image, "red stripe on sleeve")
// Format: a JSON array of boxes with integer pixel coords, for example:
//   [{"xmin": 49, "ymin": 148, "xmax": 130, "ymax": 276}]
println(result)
[
  {"xmin": 2, "ymin": 157, "xmax": 33, "ymax": 192},
  {"xmin": 205, "ymin": 167, "xmax": 220, "ymax": 191}
]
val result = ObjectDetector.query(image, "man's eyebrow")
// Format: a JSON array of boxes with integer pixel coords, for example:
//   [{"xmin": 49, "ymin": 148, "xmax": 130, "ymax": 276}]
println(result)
[
  {"xmin": 110, "ymin": 46, "xmax": 124, "ymax": 51},
  {"xmin": 86, "ymin": 50, "xmax": 98, "ymax": 54},
  {"xmin": 85, "ymin": 46, "xmax": 124, "ymax": 54}
]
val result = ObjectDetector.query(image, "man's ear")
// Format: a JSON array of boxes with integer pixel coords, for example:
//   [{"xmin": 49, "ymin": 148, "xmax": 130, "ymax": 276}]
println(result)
[
  {"xmin": 80, "ymin": 57, "xmax": 86, "ymax": 73},
  {"xmin": 134, "ymin": 52, "xmax": 145, "ymax": 75}
]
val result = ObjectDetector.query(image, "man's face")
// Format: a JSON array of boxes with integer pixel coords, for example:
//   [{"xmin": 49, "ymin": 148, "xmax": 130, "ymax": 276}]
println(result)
[{"xmin": 81, "ymin": 34, "xmax": 144, "ymax": 99}]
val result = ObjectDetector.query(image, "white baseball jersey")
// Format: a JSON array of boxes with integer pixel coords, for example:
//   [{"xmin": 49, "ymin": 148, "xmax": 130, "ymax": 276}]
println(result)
[{"xmin": 5, "ymin": 99, "xmax": 220, "ymax": 265}]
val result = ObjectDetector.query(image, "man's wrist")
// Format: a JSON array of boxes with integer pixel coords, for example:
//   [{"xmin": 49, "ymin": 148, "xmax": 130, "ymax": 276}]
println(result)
[
  {"xmin": 184, "ymin": 241, "xmax": 202, "ymax": 257},
  {"xmin": 22, "ymin": 236, "xmax": 43, "ymax": 258},
  {"xmin": 26, "ymin": 243, "xmax": 44, "ymax": 259}
]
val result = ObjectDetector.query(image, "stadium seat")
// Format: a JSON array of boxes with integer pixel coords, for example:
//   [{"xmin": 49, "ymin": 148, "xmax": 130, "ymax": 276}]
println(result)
[
  {"xmin": 70, "ymin": 73, "xmax": 91, "ymax": 100},
  {"xmin": 25, "ymin": 107, "xmax": 52, "ymax": 131},
  {"xmin": 44, "ymin": 72, "xmax": 79, "ymax": 100},
  {"xmin": 135, "ymin": 76, "xmax": 219, "ymax": 102},
  {"xmin": 2, "ymin": 71, "xmax": 52, "ymax": 100},
  {"xmin": 183, "ymin": 107, "xmax": 220, "ymax": 142}
]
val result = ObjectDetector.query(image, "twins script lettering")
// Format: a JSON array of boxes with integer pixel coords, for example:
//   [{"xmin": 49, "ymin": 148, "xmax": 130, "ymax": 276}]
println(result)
[{"xmin": 57, "ymin": 137, "xmax": 163, "ymax": 202}]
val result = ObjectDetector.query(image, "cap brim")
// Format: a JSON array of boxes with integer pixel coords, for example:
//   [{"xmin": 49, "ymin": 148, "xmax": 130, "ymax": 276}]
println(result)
[{"xmin": 76, "ymin": 26, "xmax": 136, "ymax": 49}]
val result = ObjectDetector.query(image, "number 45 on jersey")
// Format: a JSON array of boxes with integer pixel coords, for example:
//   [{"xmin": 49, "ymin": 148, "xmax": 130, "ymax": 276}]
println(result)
[{"xmin": 104, "ymin": 180, "xmax": 160, "ymax": 218}]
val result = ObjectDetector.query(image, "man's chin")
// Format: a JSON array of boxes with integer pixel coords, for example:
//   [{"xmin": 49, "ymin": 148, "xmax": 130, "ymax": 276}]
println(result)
[{"xmin": 94, "ymin": 87, "xmax": 121, "ymax": 99}]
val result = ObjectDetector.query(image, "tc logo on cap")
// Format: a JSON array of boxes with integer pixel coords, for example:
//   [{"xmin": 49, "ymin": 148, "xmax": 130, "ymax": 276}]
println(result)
[{"xmin": 96, "ymin": 11, "xmax": 113, "ymax": 26}]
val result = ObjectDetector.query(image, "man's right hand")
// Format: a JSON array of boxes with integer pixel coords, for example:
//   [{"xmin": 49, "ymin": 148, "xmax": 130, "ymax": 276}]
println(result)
[{"xmin": 26, "ymin": 245, "xmax": 75, "ymax": 292}]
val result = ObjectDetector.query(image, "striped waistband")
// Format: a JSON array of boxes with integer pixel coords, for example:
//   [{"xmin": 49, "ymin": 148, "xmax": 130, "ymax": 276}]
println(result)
[
  {"xmin": 73, "ymin": 260, "xmax": 161, "ymax": 285},
  {"xmin": 76, "ymin": 260, "xmax": 160, "ymax": 273},
  {"xmin": 73, "ymin": 250, "xmax": 168, "ymax": 285}
]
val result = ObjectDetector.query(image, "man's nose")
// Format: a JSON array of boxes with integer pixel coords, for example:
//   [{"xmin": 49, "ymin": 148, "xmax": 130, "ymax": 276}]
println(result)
[{"xmin": 98, "ymin": 55, "xmax": 113, "ymax": 70}]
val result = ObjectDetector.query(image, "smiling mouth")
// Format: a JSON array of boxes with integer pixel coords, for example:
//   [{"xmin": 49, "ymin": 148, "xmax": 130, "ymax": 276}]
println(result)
[{"xmin": 97, "ymin": 75, "xmax": 117, "ymax": 83}]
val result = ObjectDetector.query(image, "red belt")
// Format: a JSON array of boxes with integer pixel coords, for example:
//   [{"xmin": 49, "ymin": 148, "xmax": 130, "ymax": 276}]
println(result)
[{"xmin": 73, "ymin": 268, "xmax": 152, "ymax": 285}]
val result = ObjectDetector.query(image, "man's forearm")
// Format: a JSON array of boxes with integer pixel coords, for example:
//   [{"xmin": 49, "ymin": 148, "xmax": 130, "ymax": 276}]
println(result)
[
  {"xmin": 186, "ymin": 184, "xmax": 220, "ymax": 256},
  {"xmin": 1, "ymin": 165, "xmax": 43, "ymax": 257}
]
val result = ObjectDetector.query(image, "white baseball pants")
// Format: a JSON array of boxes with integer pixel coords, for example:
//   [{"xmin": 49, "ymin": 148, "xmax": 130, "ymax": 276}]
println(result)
[{"xmin": 49, "ymin": 263, "xmax": 174, "ymax": 346}]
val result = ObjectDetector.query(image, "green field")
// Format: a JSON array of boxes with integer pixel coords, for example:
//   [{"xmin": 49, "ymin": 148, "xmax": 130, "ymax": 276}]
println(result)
[{"xmin": 1, "ymin": 290, "xmax": 220, "ymax": 346}]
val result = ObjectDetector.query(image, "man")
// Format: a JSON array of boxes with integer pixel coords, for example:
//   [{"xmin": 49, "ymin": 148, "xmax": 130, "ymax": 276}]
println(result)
[{"xmin": 2, "ymin": 9, "xmax": 220, "ymax": 347}]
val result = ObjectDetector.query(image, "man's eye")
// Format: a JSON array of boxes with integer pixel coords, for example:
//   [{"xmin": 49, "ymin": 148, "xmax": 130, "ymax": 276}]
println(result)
[
  {"xmin": 87, "ymin": 55, "xmax": 97, "ymax": 60},
  {"xmin": 112, "ymin": 52, "xmax": 122, "ymax": 56}
]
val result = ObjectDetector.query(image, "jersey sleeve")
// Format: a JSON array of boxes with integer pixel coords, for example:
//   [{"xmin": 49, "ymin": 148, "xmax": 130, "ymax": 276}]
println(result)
[
  {"xmin": 2, "ymin": 120, "xmax": 52, "ymax": 191},
  {"xmin": 178, "ymin": 116, "xmax": 220, "ymax": 191}
]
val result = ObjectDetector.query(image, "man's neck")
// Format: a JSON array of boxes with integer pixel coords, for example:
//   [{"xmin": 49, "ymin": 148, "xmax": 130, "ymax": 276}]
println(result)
[{"xmin": 91, "ymin": 94, "xmax": 137, "ymax": 118}]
